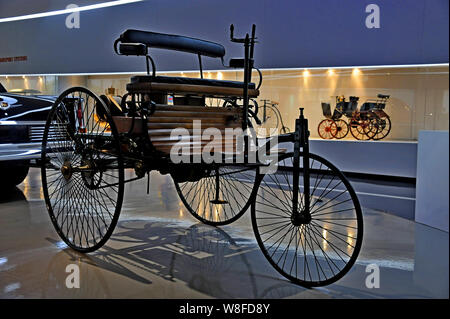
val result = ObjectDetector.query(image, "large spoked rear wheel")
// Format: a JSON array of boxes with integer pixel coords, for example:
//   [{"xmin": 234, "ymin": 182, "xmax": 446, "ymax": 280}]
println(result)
[
  {"xmin": 371, "ymin": 115, "xmax": 391, "ymax": 140},
  {"xmin": 349, "ymin": 115, "xmax": 371, "ymax": 140},
  {"xmin": 174, "ymin": 164, "xmax": 258, "ymax": 226},
  {"xmin": 41, "ymin": 87, "xmax": 124, "ymax": 253},
  {"xmin": 251, "ymin": 152, "xmax": 363, "ymax": 287}
]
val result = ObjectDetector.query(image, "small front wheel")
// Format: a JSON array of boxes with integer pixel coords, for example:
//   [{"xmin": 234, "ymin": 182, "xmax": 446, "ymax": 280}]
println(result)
[
  {"xmin": 251, "ymin": 152, "xmax": 363, "ymax": 287},
  {"xmin": 317, "ymin": 119, "xmax": 337, "ymax": 139},
  {"xmin": 174, "ymin": 164, "xmax": 258, "ymax": 226}
]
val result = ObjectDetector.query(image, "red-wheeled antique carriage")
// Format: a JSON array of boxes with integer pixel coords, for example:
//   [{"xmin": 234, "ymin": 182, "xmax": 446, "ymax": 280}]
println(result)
[{"xmin": 319, "ymin": 94, "xmax": 391, "ymax": 140}]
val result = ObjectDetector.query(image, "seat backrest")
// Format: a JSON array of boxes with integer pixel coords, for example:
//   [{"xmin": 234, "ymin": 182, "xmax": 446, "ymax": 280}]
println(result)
[
  {"xmin": 333, "ymin": 102, "xmax": 345, "ymax": 119},
  {"xmin": 344, "ymin": 99, "xmax": 358, "ymax": 116},
  {"xmin": 115, "ymin": 29, "xmax": 226, "ymax": 58},
  {"xmin": 360, "ymin": 102, "xmax": 375, "ymax": 111},
  {"xmin": 321, "ymin": 103, "xmax": 332, "ymax": 118}
]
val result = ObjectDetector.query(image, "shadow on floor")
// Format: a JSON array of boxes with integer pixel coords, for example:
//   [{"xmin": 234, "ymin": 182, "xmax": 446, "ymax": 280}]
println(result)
[
  {"xmin": 46, "ymin": 220, "xmax": 314, "ymax": 298},
  {"xmin": 42, "ymin": 218, "xmax": 445, "ymax": 298}
]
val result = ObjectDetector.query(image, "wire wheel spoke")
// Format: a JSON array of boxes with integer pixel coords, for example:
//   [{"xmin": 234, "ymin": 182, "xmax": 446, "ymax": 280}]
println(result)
[
  {"xmin": 318, "ymin": 119, "xmax": 337, "ymax": 139},
  {"xmin": 350, "ymin": 116, "xmax": 371, "ymax": 140},
  {"xmin": 371, "ymin": 115, "xmax": 391, "ymax": 140},
  {"xmin": 174, "ymin": 164, "xmax": 258, "ymax": 225},
  {"xmin": 251, "ymin": 152, "xmax": 363, "ymax": 286},
  {"xmin": 334, "ymin": 119, "xmax": 349, "ymax": 139},
  {"xmin": 41, "ymin": 87, "xmax": 124, "ymax": 252}
]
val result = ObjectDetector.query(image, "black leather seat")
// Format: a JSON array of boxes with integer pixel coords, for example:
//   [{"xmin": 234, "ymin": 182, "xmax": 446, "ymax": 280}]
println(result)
[
  {"xmin": 321, "ymin": 103, "xmax": 332, "ymax": 118},
  {"xmin": 117, "ymin": 29, "xmax": 225, "ymax": 58},
  {"xmin": 130, "ymin": 75, "xmax": 256, "ymax": 90},
  {"xmin": 117, "ymin": 30, "xmax": 256, "ymax": 91}
]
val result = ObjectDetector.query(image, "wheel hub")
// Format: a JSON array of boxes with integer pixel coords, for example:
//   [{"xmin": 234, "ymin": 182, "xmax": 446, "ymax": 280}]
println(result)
[
  {"xmin": 210, "ymin": 199, "xmax": 229, "ymax": 205},
  {"xmin": 80, "ymin": 158, "xmax": 102, "ymax": 189},
  {"xmin": 61, "ymin": 162, "xmax": 72, "ymax": 180},
  {"xmin": 291, "ymin": 210, "xmax": 311, "ymax": 226}
]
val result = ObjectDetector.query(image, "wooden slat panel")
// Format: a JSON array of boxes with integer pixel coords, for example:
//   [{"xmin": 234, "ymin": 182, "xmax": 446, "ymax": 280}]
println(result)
[
  {"xmin": 147, "ymin": 123, "xmax": 240, "ymax": 130},
  {"xmin": 150, "ymin": 135, "xmax": 239, "ymax": 142},
  {"xmin": 151, "ymin": 137, "xmax": 238, "ymax": 146},
  {"xmin": 153, "ymin": 141, "xmax": 238, "ymax": 148},
  {"xmin": 113, "ymin": 104, "xmax": 246, "ymax": 156},
  {"xmin": 153, "ymin": 105, "xmax": 242, "ymax": 113},
  {"xmin": 127, "ymin": 82, "xmax": 259, "ymax": 98},
  {"xmin": 148, "ymin": 128, "xmax": 244, "ymax": 136},
  {"xmin": 154, "ymin": 144, "xmax": 239, "ymax": 153},
  {"xmin": 114, "ymin": 115, "xmax": 243, "ymax": 133},
  {"xmin": 152, "ymin": 110, "xmax": 242, "ymax": 119},
  {"xmin": 147, "ymin": 117, "xmax": 235, "ymax": 124}
]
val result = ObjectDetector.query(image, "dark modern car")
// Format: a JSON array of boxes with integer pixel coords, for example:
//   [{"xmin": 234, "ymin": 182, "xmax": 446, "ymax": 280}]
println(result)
[
  {"xmin": 0, "ymin": 82, "xmax": 55, "ymax": 188},
  {"xmin": 0, "ymin": 82, "xmax": 123, "ymax": 188}
]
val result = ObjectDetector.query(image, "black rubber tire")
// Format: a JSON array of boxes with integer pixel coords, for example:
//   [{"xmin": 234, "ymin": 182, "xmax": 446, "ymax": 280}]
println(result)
[
  {"xmin": 41, "ymin": 87, "xmax": 124, "ymax": 253},
  {"xmin": 251, "ymin": 152, "xmax": 363, "ymax": 287}
]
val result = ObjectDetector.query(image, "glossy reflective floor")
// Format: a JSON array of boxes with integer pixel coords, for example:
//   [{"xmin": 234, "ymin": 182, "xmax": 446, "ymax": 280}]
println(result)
[{"xmin": 0, "ymin": 168, "xmax": 448, "ymax": 298}]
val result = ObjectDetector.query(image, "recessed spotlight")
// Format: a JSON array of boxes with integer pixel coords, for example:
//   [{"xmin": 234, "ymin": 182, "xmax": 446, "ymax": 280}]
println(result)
[{"xmin": 352, "ymin": 68, "xmax": 361, "ymax": 75}]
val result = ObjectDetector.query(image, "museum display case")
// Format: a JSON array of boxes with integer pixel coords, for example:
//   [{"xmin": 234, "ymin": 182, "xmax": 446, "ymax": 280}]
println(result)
[{"xmin": 2, "ymin": 64, "xmax": 447, "ymax": 140}]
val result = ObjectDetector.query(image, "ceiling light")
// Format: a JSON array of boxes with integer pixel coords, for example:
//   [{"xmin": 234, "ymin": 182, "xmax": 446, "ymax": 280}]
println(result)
[{"xmin": 352, "ymin": 68, "xmax": 361, "ymax": 75}]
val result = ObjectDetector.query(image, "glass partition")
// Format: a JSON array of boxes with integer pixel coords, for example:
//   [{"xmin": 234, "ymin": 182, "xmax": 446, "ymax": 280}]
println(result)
[{"xmin": 1, "ymin": 64, "xmax": 448, "ymax": 141}]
